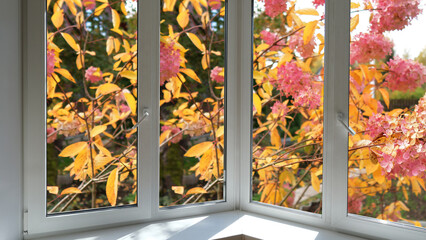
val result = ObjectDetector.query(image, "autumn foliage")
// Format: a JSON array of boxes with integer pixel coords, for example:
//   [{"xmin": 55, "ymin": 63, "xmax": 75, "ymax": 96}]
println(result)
[{"xmin": 46, "ymin": 0, "xmax": 426, "ymax": 227}]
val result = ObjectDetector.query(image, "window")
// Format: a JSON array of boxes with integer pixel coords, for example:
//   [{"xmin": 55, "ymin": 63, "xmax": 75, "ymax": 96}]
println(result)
[{"xmin": 24, "ymin": 1, "xmax": 426, "ymax": 239}]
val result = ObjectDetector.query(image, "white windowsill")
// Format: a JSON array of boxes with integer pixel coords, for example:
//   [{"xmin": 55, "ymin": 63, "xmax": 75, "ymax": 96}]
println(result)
[{"xmin": 34, "ymin": 211, "xmax": 366, "ymax": 240}]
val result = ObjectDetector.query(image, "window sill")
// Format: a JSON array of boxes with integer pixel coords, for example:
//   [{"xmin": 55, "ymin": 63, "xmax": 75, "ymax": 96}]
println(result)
[{"xmin": 34, "ymin": 211, "xmax": 366, "ymax": 240}]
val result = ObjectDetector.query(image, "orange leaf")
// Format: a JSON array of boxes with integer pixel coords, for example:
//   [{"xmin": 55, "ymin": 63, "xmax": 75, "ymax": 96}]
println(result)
[
  {"xmin": 61, "ymin": 187, "xmax": 82, "ymax": 195},
  {"xmin": 47, "ymin": 186, "xmax": 59, "ymax": 195},
  {"xmin": 350, "ymin": 14, "xmax": 359, "ymax": 32},
  {"xmin": 111, "ymin": 9, "xmax": 120, "ymax": 29},
  {"xmin": 124, "ymin": 92, "xmax": 137, "ymax": 115},
  {"xmin": 59, "ymin": 141, "xmax": 87, "ymax": 157},
  {"xmin": 378, "ymin": 88, "xmax": 389, "ymax": 109},
  {"xmin": 51, "ymin": 9, "xmax": 64, "ymax": 29},
  {"xmin": 295, "ymin": 8, "xmax": 319, "ymax": 16},
  {"xmin": 106, "ymin": 168, "xmax": 119, "ymax": 206},
  {"xmin": 172, "ymin": 186, "xmax": 184, "ymax": 195},
  {"xmin": 96, "ymin": 83, "xmax": 121, "ymax": 97},
  {"xmin": 311, "ymin": 172, "xmax": 321, "ymax": 192},
  {"xmin": 61, "ymin": 32, "xmax": 80, "ymax": 52},
  {"xmin": 177, "ymin": 9, "xmax": 189, "ymax": 29},
  {"xmin": 303, "ymin": 20, "xmax": 318, "ymax": 45},
  {"xmin": 186, "ymin": 187, "xmax": 207, "ymax": 195},
  {"xmin": 74, "ymin": 148, "xmax": 88, "ymax": 174},
  {"xmin": 184, "ymin": 142, "xmax": 213, "ymax": 157},
  {"xmin": 186, "ymin": 33, "xmax": 205, "ymax": 52},
  {"xmin": 180, "ymin": 68, "xmax": 201, "ymax": 83},
  {"xmin": 90, "ymin": 125, "xmax": 107, "ymax": 138},
  {"xmin": 54, "ymin": 68, "xmax": 76, "ymax": 83}
]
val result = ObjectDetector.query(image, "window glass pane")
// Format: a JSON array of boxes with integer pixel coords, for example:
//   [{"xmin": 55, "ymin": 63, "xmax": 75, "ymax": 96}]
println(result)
[
  {"xmin": 348, "ymin": 0, "xmax": 426, "ymax": 228},
  {"xmin": 159, "ymin": 0, "xmax": 226, "ymax": 206},
  {"xmin": 251, "ymin": 0, "xmax": 324, "ymax": 213},
  {"xmin": 46, "ymin": 0, "xmax": 138, "ymax": 213}
]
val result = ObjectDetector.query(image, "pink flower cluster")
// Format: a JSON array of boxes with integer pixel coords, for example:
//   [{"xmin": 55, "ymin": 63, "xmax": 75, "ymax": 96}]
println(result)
[
  {"xmin": 348, "ymin": 193, "xmax": 366, "ymax": 214},
  {"xmin": 160, "ymin": 40, "xmax": 181, "ymax": 86},
  {"xmin": 288, "ymin": 30, "xmax": 316, "ymax": 58},
  {"xmin": 260, "ymin": 30, "xmax": 285, "ymax": 51},
  {"xmin": 385, "ymin": 57, "xmax": 426, "ymax": 91},
  {"xmin": 370, "ymin": 0, "xmax": 422, "ymax": 33},
  {"xmin": 85, "ymin": 66, "xmax": 103, "ymax": 83},
  {"xmin": 275, "ymin": 61, "xmax": 321, "ymax": 109},
  {"xmin": 271, "ymin": 101, "xmax": 289, "ymax": 122},
  {"xmin": 312, "ymin": 0, "xmax": 325, "ymax": 8},
  {"xmin": 366, "ymin": 95, "xmax": 426, "ymax": 177},
  {"xmin": 83, "ymin": 0, "xmax": 96, "ymax": 10},
  {"xmin": 47, "ymin": 48, "xmax": 56, "ymax": 77},
  {"xmin": 208, "ymin": 0, "xmax": 221, "ymax": 10},
  {"xmin": 210, "ymin": 66, "xmax": 224, "ymax": 83},
  {"xmin": 161, "ymin": 125, "xmax": 183, "ymax": 144},
  {"xmin": 350, "ymin": 33, "xmax": 393, "ymax": 65},
  {"xmin": 261, "ymin": 0, "xmax": 287, "ymax": 18}
]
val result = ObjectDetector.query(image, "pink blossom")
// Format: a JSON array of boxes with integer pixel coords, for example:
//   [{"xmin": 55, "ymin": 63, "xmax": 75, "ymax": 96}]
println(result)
[
  {"xmin": 274, "ymin": 61, "xmax": 321, "ymax": 109},
  {"xmin": 46, "ymin": 48, "xmax": 56, "ymax": 77},
  {"xmin": 85, "ymin": 66, "xmax": 103, "ymax": 83},
  {"xmin": 288, "ymin": 30, "xmax": 316, "ymax": 58},
  {"xmin": 350, "ymin": 33, "xmax": 393, "ymax": 65},
  {"xmin": 370, "ymin": 0, "xmax": 422, "ymax": 33},
  {"xmin": 348, "ymin": 193, "xmax": 366, "ymax": 214},
  {"xmin": 271, "ymin": 101, "xmax": 289, "ymax": 122},
  {"xmin": 365, "ymin": 113, "xmax": 391, "ymax": 139},
  {"xmin": 208, "ymin": 0, "xmax": 221, "ymax": 10},
  {"xmin": 46, "ymin": 127, "xmax": 57, "ymax": 144},
  {"xmin": 260, "ymin": 30, "xmax": 285, "ymax": 51},
  {"xmin": 83, "ymin": 0, "xmax": 96, "ymax": 10},
  {"xmin": 161, "ymin": 125, "xmax": 183, "ymax": 144},
  {"xmin": 160, "ymin": 41, "xmax": 181, "ymax": 86},
  {"xmin": 385, "ymin": 57, "xmax": 426, "ymax": 91},
  {"xmin": 312, "ymin": 0, "xmax": 325, "ymax": 8},
  {"xmin": 261, "ymin": 0, "xmax": 287, "ymax": 18},
  {"xmin": 210, "ymin": 66, "xmax": 224, "ymax": 83},
  {"xmin": 119, "ymin": 104, "xmax": 131, "ymax": 113}
]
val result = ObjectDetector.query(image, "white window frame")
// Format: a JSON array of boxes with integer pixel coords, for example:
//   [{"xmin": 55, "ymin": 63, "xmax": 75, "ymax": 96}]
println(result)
[{"xmin": 23, "ymin": 0, "xmax": 426, "ymax": 239}]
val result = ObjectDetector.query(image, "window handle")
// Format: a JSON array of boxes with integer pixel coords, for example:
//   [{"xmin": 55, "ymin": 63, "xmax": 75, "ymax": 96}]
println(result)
[
  {"xmin": 337, "ymin": 112, "xmax": 356, "ymax": 136},
  {"xmin": 130, "ymin": 108, "xmax": 150, "ymax": 130}
]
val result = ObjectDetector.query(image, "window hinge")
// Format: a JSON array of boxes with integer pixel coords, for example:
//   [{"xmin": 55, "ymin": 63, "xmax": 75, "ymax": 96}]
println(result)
[
  {"xmin": 130, "ymin": 108, "xmax": 150, "ymax": 130},
  {"xmin": 23, "ymin": 209, "xmax": 28, "ymax": 235}
]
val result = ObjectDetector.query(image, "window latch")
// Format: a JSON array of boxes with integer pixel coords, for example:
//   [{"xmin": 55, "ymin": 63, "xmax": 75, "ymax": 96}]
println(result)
[
  {"xmin": 337, "ymin": 112, "xmax": 356, "ymax": 136},
  {"xmin": 130, "ymin": 108, "xmax": 150, "ymax": 130}
]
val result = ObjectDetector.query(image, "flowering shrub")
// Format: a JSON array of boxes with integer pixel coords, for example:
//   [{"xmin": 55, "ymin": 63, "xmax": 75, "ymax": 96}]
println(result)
[{"xmin": 44, "ymin": 0, "xmax": 426, "ymax": 226}]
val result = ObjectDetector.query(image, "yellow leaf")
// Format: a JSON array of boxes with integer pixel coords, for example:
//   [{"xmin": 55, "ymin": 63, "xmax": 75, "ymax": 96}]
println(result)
[
  {"xmin": 59, "ymin": 141, "xmax": 87, "ymax": 157},
  {"xmin": 124, "ymin": 92, "xmax": 137, "ymax": 115},
  {"xmin": 350, "ymin": 14, "xmax": 359, "ymax": 32},
  {"xmin": 94, "ymin": 142, "xmax": 111, "ymax": 157},
  {"xmin": 51, "ymin": 9, "xmax": 64, "ymax": 29},
  {"xmin": 76, "ymin": 54, "xmax": 84, "ymax": 70},
  {"xmin": 201, "ymin": 54, "xmax": 209, "ymax": 69},
  {"xmin": 65, "ymin": 0, "xmax": 77, "ymax": 15},
  {"xmin": 96, "ymin": 83, "xmax": 121, "ymax": 97},
  {"xmin": 90, "ymin": 125, "xmax": 107, "ymax": 138},
  {"xmin": 378, "ymin": 88, "xmax": 389, "ymax": 109},
  {"xmin": 94, "ymin": 156, "xmax": 115, "ymax": 170},
  {"xmin": 47, "ymin": 186, "xmax": 59, "ymax": 195},
  {"xmin": 172, "ymin": 186, "xmax": 184, "ymax": 195},
  {"xmin": 303, "ymin": 20, "xmax": 318, "ymax": 45},
  {"xmin": 180, "ymin": 68, "xmax": 201, "ymax": 83},
  {"xmin": 253, "ymin": 92, "xmax": 262, "ymax": 115},
  {"xmin": 111, "ymin": 9, "xmax": 120, "ymax": 29},
  {"xmin": 94, "ymin": 3, "xmax": 108, "ymax": 16},
  {"xmin": 184, "ymin": 142, "xmax": 213, "ymax": 157},
  {"xmin": 186, "ymin": 187, "xmax": 207, "ymax": 195},
  {"xmin": 295, "ymin": 8, "xmax": 319, "ymax": 16},
  {"xmin": 186, "ymin": 33, "xmax": 205, "ymax": 52},
  {"xmin": 120, "ymin": 70, "xmax": 137, "ymax": 80},
  {"xmin": 311, "ymin": 172, "xmax": 321, "ymax": 192},
  {"xmin": 121, "ymin": 2, "xmax": 127, "ymax": 16},
  {"xmin": 271, "ymin": 127, "xmax": 282, "ymax": 147},
  {"xmin": 54, "ymin": 68, "xmax": 76, "ymax": 83},
  {"xmin": 61, "ymin": 187, "xmax": 82, "ymax": 195},
  {"xmin": 373, "ymin": 167, "xmax": 385, "ymax": 184},
  {"xmin": 177, "ymin": 9, "xmax": 189, "ymax": 29},
  {"xmin": 106, "ymin": 168, "xmax": 119, "ymax": 206},
  {"xmin": 61, "ymin": 33, "xmax": 80, "ymax": 52},
  {"xmin": 74, "ymin": 148, "xmax": 88, "ymax": 174},
  {"xmin": 106, "ymin": 37, "xmax": 114, "ymax": 55}
]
